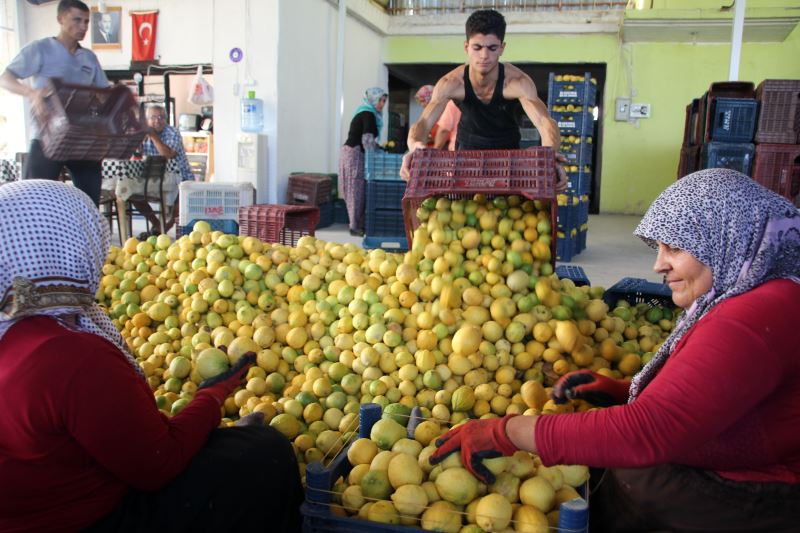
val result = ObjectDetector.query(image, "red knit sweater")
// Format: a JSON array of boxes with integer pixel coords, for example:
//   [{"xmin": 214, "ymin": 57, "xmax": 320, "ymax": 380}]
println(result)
[
  {"xmin": 0, "ymin": 317, "xmax": 226, "ymax": 533},
  {"xmin": 537, "ymin": 279, "xmax": 800, "ymax": 483}
]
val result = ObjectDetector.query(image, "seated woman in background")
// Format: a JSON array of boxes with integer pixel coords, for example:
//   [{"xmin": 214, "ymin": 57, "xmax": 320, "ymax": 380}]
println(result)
[
  {"xmin": 431, "ymin": 168, "xmax": 800, "ymax": 532},
  {"xmin": 0, "ymin": 180, "xmax": 303, "ymax": 533}
]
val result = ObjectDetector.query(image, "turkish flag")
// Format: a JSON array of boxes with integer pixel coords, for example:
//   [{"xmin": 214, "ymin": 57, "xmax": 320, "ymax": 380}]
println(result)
[{"xmin": 131, "ymin": 11, "xmax": 158, "ymax": 62}]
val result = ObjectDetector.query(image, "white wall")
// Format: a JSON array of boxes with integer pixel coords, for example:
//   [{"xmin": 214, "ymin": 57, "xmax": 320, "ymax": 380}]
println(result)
[
  {"xmin": 20, "ymin": 0, "xmax": 214, "ymax": 68},
  {"xmin": 277, "ymin": 0, "xmax": 387, "ymax": 201},
  {"xmin": 212, "ymin": 0, "xmax": 278, "ymax": 202}
]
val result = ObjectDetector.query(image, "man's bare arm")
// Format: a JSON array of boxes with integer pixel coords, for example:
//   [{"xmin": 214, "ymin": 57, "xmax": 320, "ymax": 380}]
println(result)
[{"xmin": 433, "ymin": 128, "xmax": 451, "ymax": 150}]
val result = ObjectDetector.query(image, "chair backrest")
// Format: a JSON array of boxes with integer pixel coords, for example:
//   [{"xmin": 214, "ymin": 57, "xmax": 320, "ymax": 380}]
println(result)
[{"xmin": 141, "ymin": 155, "xmax": 167, "ymax": 196}]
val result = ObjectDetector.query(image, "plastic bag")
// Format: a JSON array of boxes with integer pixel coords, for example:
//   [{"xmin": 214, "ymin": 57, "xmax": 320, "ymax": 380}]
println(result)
[{"xmin": 189, "ymin": 66, "xmax": 214, "ymax": 105}]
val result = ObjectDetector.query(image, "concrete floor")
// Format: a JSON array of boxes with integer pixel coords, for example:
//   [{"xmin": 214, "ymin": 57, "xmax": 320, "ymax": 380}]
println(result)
[{"xmin": 127, "ymin": 213, "xmax": 658, "ymax": 289}]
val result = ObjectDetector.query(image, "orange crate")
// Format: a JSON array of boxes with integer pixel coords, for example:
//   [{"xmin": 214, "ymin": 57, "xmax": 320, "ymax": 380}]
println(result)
[
  {"xmin": 38, "ymin": 78, "xmax": 146, "ymax": 161},
  {"xmin": 402, "ymin": 148, "xmax": 558, "ymax": 265},
  {"xmin": 238, "ymin": 204, "xmax": 319, "ymax": 247}
]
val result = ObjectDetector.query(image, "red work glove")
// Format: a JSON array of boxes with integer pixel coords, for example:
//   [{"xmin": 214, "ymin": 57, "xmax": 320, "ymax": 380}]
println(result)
[
  {"xmin": 429, "ymin": 415, "xmax": 519, "ymax": 484},
  {"xmin": 198, "ymin": 352, "xmax": 256, "ymax": 404},
  {"xmin": 551, "ymin": 370, "xmax": 629, "ymax": 407}
]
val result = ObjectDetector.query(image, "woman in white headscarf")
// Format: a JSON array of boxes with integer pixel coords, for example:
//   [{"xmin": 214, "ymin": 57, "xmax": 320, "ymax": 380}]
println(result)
[
  {"xmin": 339, "ymin": 86, "xmax": 387, "ymax": 236},
  {"xmin": 429, "ymin": 169, "xmax": 800, "ymax": 532},
  {"xmin": 0, "ymin": 180, "xmax": 302, "ymax": 532}
]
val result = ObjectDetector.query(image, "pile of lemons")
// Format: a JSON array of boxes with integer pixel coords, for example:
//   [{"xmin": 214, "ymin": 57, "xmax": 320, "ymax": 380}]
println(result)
[{"xmin": 98, "ymin": 194, "xmax": 677, "ymax": 485}]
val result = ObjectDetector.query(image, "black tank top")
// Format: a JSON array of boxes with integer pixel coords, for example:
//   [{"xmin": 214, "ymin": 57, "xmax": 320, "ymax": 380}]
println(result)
[{"xmin": 455, "ymin": 64, "xmax": 521, "ymax": 150}]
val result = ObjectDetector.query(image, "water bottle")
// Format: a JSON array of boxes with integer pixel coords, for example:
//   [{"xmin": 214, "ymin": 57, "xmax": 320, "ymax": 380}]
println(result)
[{"xmin": 240, "ymin": 90, "xmax": 263, "ymax": 132}]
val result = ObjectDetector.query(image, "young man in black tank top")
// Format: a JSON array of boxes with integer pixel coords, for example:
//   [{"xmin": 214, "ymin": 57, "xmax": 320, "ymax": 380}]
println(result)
[{"xmin": 400, "ymin": 9, "xmax": 567, "ymax": 190}]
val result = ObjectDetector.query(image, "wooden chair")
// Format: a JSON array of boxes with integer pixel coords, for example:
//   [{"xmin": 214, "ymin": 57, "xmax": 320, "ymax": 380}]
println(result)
[
  {"xmin": 98, "ymin": 189, "xmax": 124, "ymax": 243},
  {"xmin": 123, "ymin": 155, "xmax": 168, "ymax": 237}
]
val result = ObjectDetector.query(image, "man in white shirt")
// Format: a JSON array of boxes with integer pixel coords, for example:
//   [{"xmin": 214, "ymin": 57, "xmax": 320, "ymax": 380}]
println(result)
[{"xmin": 0, "ymin": 0, "xmax": 109, "ymax": 205}]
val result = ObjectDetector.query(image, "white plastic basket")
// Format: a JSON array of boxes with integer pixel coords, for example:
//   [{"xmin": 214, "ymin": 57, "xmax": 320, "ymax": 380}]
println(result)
[{"xmin": 178, "ymin": 181, "xmax": 255, "ymax": 226}]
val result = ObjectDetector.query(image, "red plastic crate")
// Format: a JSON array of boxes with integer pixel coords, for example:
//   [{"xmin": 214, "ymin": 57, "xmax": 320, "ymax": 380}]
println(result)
[
  {"xmin": 752, "ymin": 144, "xmax": 800, "ymax": 201},
  {"xmin": 402, "ymin": 148, "xmax": 558, "ymax": 265},
  {"xmin": 38, "ymin": 78, "xmax": 146, "ymax": 161},
  {"xmin": 238, "ymin": 204, "xmax": 319, "ymax": 247},
  {"xmin": 755, "ymin": 79, "xmax": 800, "ymax": 144},
  {"xmin": 677, "ymin": 145, "xmax": 701, "ymax": 179},
  {"xmin": 682, "ymin": 99, "xmax": 699, "ymax": 147},
  {"xmin": 286, "ymin": 174, "xmax": 333, "ymax": 206}
]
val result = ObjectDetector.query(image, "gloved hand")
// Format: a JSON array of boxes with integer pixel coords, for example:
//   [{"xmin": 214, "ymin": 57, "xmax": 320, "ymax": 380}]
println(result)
[
  {"xmin": 551, "ymin": 370, "xmax": 629, "ymax": 407},
  {"xmin": 430, "ymin": 415, "xmax": 518, "ymax": 484},
  {"xmin": 198, "ymin": 352, "xmax": 256, "ymax": 396}
]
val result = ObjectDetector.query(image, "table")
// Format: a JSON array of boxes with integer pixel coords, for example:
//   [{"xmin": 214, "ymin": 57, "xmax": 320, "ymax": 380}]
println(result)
[
  {"xmin": 1, "ymin": 158, "xmax": 181, "ymax": 242},
  {"xmin": 0, "ymin": 159, "xmax": 21, "ymax": 184},
  {"xmin": 102, "ymin": 159, "xmax": 182, "ymax": 242}
]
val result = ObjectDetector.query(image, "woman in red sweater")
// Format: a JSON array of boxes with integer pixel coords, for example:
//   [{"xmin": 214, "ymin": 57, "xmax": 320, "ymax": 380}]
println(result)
[
  {"xmin": 0, "ymin": 180, "xmax": 302, "ymax": 532},
  {"xmin": 431, "ymin": 168, "xmax": 800, "ymax": 531}
]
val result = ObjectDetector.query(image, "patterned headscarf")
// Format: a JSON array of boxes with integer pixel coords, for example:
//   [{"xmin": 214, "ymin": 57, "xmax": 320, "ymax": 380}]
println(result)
[
  {"xmin": 415, "ymin": 85, "xmax": 434, "ymax": 106},
  {"xmin": 0, "ymin": 180, "xmax": 143, "ymax": 378},
  {"xmin": 629, "ymin": 168, "xmax": 800, "ymax": 401},
  {"xmin": 353, "ymin": 87, "xmax": 387, "ymax": 141}
]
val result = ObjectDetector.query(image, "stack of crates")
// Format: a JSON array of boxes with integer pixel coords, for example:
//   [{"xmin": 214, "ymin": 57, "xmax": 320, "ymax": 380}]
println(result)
[
  {"xmin": 679, "ymin": 79, "xmax": 800, "ymax": 203},
  {"xmin": 678, "ymin": 82, "xmax": 758, "ymax": 178},
  {"xmin": 547, "ymin": 71, "xmax": 596, "ymax": 260},
  {"xmin": 286, "ymin": 173, "xmax": 334, "ymax": 229},
  {"xmin": 752, "ymin": 80, "xmax": 800, "ymax": 202},
  {"xmin": 362, "ymin": 149, "xmax": 408, "ymax": 251}
]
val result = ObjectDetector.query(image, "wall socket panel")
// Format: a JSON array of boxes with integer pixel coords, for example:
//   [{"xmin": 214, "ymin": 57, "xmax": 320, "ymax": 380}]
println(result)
[
  {"xmin": 615, "ymin": 97, "xmax": 631, "ymax": 121},
  {"xmin": 630, "ymin": 103, "xmax": 651, "ymax": 118}
]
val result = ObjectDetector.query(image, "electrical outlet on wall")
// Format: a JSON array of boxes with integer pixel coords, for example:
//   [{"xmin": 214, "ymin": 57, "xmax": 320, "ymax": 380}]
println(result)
[
  {"xmin": 630, "ymin": 103, "xmax": 651, "ymax": 118},
  {"xmin": 615, "ymin": 97, "xmax": 631, "ymax": 121}
]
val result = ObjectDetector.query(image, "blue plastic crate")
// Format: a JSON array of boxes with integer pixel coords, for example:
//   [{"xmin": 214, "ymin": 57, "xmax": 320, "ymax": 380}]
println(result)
[
  {"xmin": 178, "ymin": 218, "xmax": 238, "ymax": 237},
  {"xmin": 577, "ymin": 198, "xmax": 589, "ymax": 226},
  {"xmin": 364, "ymin": 209, "xmax": 405, "ymax": 236},
  {"xmin": 551, "ymin": 110, "xmax": 594, "ymax": 137},
  {"xmin": 303, "ymin": 403, "xmax": 590, "ymax": 533},
  {"xmin": 547, "ymin": 72, "xmax": 597, "ymax": 106},
  {"xmin": 708, "ymin": 97, "xmax": 758, "ymax": 143},
  {"xmin": 566, "ymin": 170, "xmax": 591, "ymax": 195},
  {"xmin": 333, "ymin": 199, "xmax": 349, "ymax": 225},
  {"xmin": 365, "ymin": 180, "xmax": 406, "ymax": 211},
  {"xmin": 557, "ymin": 234, "xmax": 575, "ymax": 262},
  {"xmin": 557, "ymin": 201, "xmax": 579, "ymax": 232},
  {"xmin": 317, "ymin": 201, "xmax": 334, "ymax": 229},
  {"xmin": 700, "ymin": 142, "xmax": 755, "ymax": 176},
  {"xmin": 364, "ymin": 150, "xmax": 404, "ymax": 181},
  {"xmin": 555, "ymin": 264, "xmax": 590, "ymax": 286},
  {"xmin": 560, "ymin": 138, "xmax": 594, "ymax": 168},
  {"xmin": 577, "ymin": 227, "xmax": 587, "ymax": 253},
  {"xmin": 603, "ymin": 277, "xmax": 674, "ymax": 308},
  {"xmin": 361, "ymin": 235, "xmax": 408, "ymax": 252}
]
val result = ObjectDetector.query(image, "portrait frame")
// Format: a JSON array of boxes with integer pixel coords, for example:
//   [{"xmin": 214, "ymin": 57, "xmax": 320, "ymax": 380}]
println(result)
[{"xmin": 91, "ymin": 6, "xmax": 122, "ymax": 50}]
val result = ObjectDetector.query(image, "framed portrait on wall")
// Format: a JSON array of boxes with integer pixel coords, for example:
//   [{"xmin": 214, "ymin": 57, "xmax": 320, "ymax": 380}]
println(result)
[{"xmin": 91, "ymin": 7, "xmax": 122, "ymax": 50}]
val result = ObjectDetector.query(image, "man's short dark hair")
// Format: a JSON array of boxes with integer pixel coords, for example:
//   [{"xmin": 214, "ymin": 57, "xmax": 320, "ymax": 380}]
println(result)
[
  {"xmin": 465, "ymin": 9, "xmax": 506, "ymax": 42},
  {"xmin": 58, "ymin": 0, "xmax": 90, "ymax": 15}
]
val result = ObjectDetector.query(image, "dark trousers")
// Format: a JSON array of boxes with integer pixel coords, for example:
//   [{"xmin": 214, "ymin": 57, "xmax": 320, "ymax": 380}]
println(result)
[
  {"xmin": 590, "ymin": 464, "xmax": 800, "ymax": 533},
  {"xmin": 83, "ymin": 426, "xmax": 303, "ymax": 533},
  {"xmin": 24, "ymin": 139, "xmax": 102, "ymax": 206}
]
